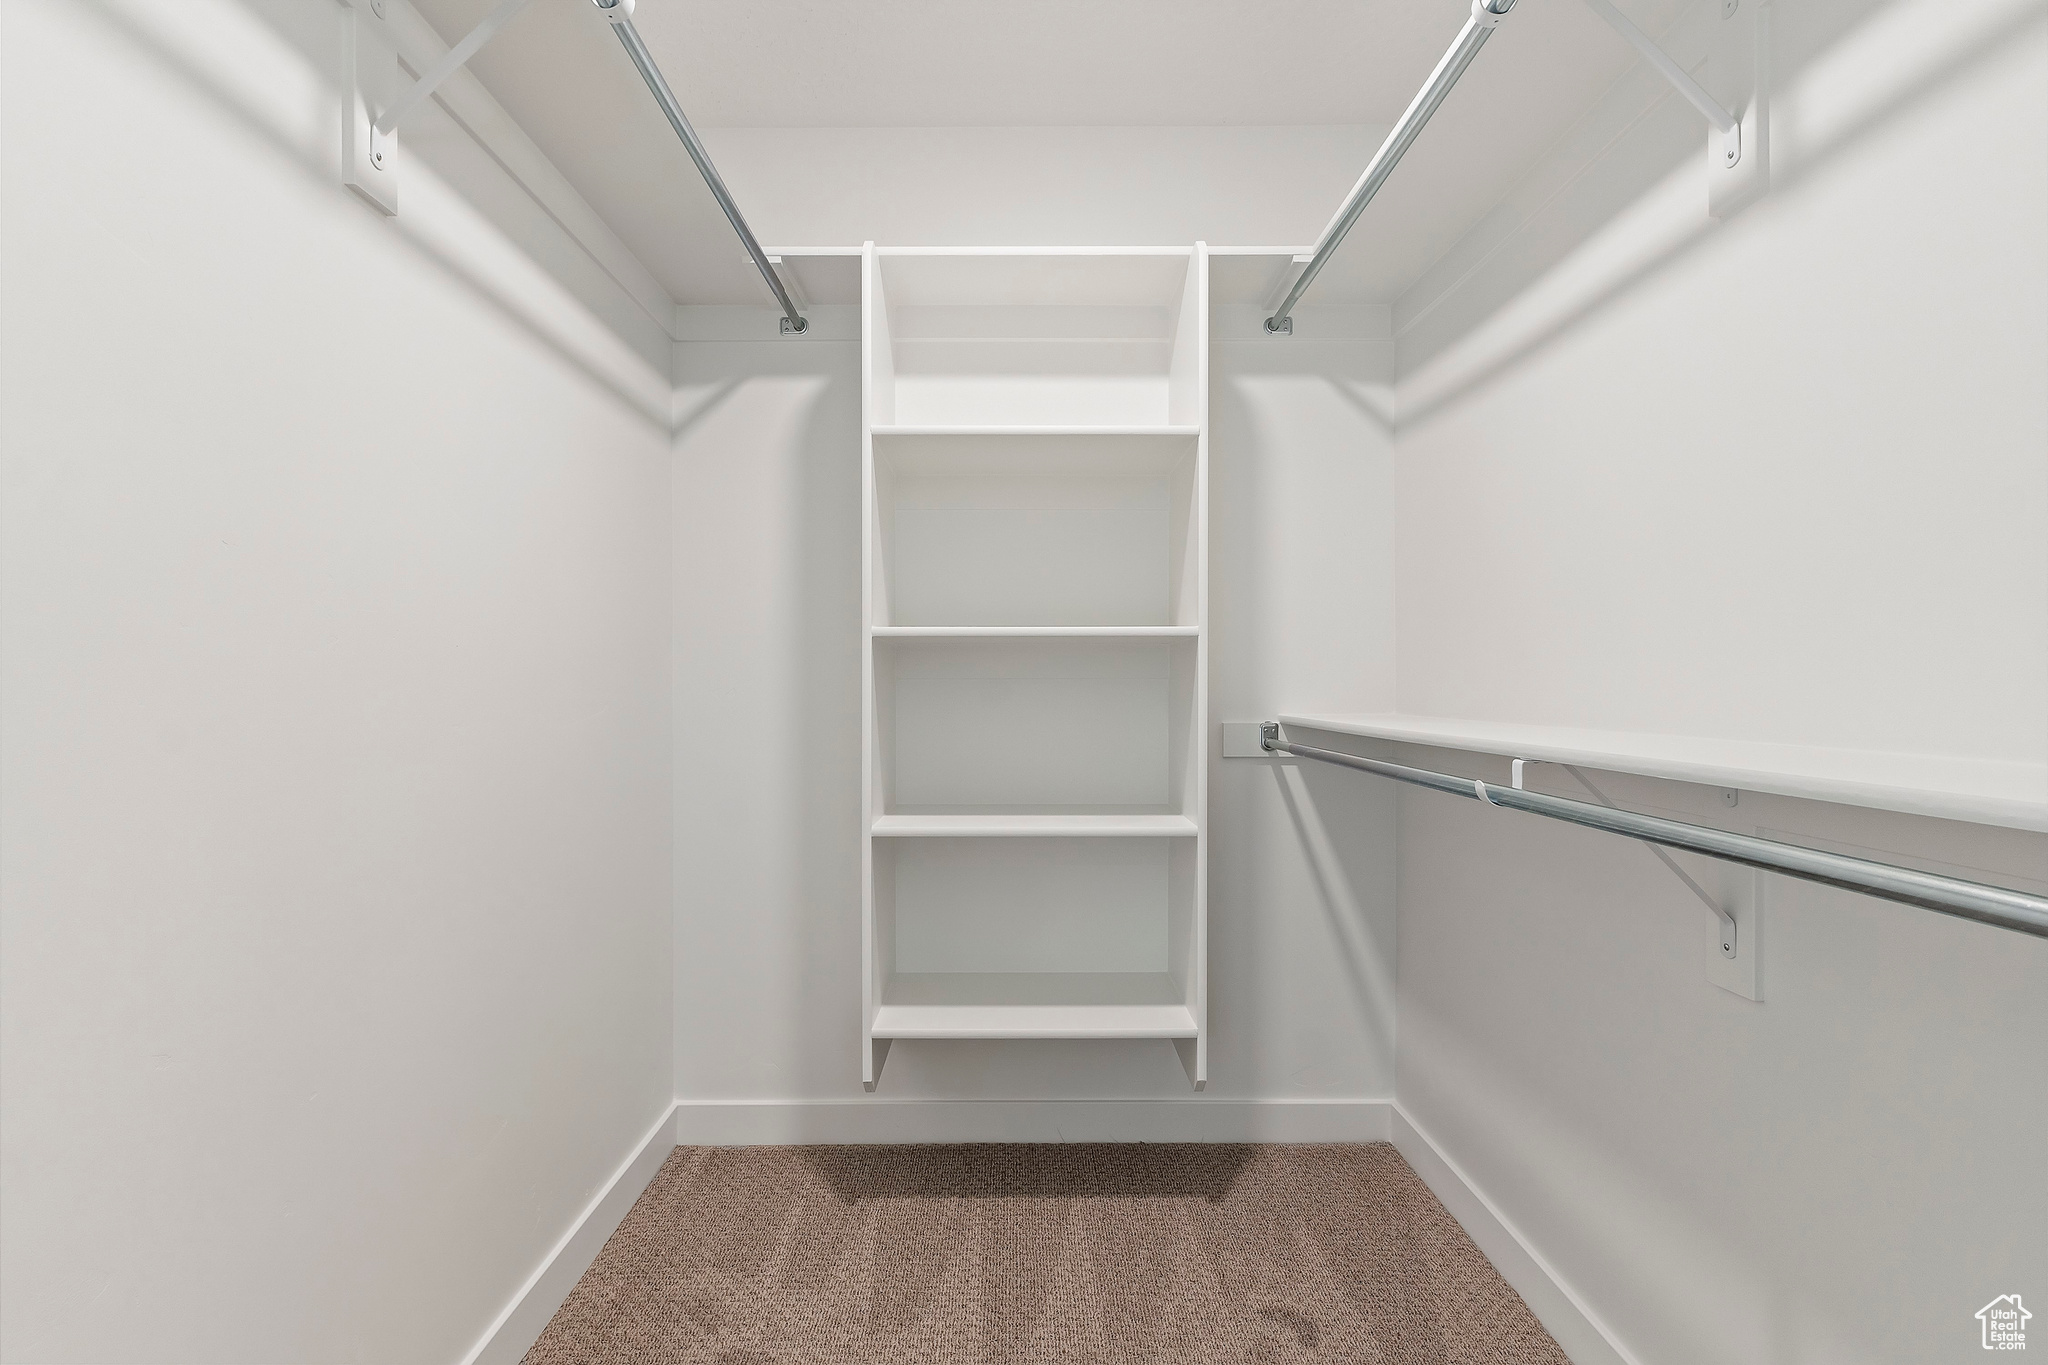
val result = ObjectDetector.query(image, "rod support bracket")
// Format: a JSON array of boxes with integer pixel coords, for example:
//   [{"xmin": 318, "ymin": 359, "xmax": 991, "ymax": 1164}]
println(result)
[
  {"xmin": 1470, "ymin": 0, "xmax": 1515, "ymax": 29},
  {"xmin": 1263, "ymin": 316, "xmax": 1292, "ymax": 336},
  {"xmin": 780, "ymin": 316, "xmax": 809, "ymax": 335},
  {"xmin": 344, "ymin": 0, "xmax": 539, "ymax": 213},
  {"xmin": 1260, "ymin": 721, "xmax": 1281, "ymax": 752},
  {"xmin": 1542, "ymin": 762, "xmax": 1740, "ymax": 958},
  {"xmin": 341, "ymin": 0, "xmax": 399, "ymax": 216}
]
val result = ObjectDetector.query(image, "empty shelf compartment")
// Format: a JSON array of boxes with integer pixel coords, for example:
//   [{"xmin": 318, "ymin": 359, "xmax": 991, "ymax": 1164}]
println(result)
[
  {"xmin": 870, "ymin": 251, "xmax": 1203, "ymax": 428},
  {"xmin": 870, "ymin": 429, "xmax": 1199, "ymax": 629},
  {"xmin": 873, "ymin": 635, "xmax": 1200, "ymax": 814}
]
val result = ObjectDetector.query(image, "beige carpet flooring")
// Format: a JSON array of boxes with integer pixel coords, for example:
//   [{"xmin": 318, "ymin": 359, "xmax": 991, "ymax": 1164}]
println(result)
[{"xmin": 523, "ymin": 1142, "xmax": 1570, "ymax": 1364}]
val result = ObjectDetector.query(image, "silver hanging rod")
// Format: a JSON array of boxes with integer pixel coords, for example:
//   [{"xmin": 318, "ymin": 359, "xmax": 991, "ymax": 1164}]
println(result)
[
  {"xmin": 594, "ymin": 0, "xmax": 808, "ymax": 334},
  {"xmin": 1267, "ymin": 0, "xmax": 1518, "ymax": 334},
  {"xmin": 1258, "ymin": 725, "xmax": 2048, "ymax": 941}
]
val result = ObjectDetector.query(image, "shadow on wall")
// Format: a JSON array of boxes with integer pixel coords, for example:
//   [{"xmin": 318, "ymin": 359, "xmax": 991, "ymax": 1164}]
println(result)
[
  {"xmin": 672, "ymin": 376, "xmax": 742, "ymax": 439},
  {"xmin": 75, "ymin": 0, "xmax": 671, "ymax": 425},
  {"xmin": 1396, "ymin": 0, "xmax": 2048, "ymax": 422},
  {"xmin": 667, "ymin": 342, "xmax": 871, "ymax": 1099},
  {"xmin": 1273, "ymin": 764, "xmax": 1398, "ymax": 1053}
]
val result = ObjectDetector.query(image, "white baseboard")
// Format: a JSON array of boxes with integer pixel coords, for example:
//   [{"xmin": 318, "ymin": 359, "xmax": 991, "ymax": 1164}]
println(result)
[
  {"xmin": 461, "ymin": 1101, "xmax": 679, "ymax": 1365},
  {"xmin": 674, "ymin": 1098, "xmax": 1394, "ymax": 1146},
  {"xmin": 1391, "ymin": 1104, "xmax": 1639, "ymax": 1365}
]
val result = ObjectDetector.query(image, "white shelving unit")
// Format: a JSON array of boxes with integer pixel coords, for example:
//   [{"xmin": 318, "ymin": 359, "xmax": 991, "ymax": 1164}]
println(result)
[{"xmin": 861, "ymin": 246, "xmax": 1209, "ymax": 1090}]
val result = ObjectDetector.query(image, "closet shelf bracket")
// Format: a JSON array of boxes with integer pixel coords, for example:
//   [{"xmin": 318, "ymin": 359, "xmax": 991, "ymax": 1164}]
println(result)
[
  {"xmin": 1581, "ymin": 0, "xmax": 1739, "ymax": 165},
  {"xmin": 1579, "ymin": 0, "xmax": 1771, "ymax": 218},
  {"xmin": 1512, "ymin": 758, "xmax": 1739, "ymax": 958},
  {"xmin": 341, "ymin": 0, "xmax": 539, "ymax": 216}
]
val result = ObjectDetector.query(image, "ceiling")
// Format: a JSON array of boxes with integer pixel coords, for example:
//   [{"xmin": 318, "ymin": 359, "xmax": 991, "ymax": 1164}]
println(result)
[{"xmin": 417, "ymin": 0, "xmax": 1688, "ymax": 307}]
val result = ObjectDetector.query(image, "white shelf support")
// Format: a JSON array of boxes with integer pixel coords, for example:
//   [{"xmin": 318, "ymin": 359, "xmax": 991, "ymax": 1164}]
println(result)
[
  {"xmin": 341, "ymin": 0, "xmax": 540, "ymax": 215},
  {"xmin": 1581, "ymin": 0, "xmax": 1772, "ymax": 217},
  {"xmin": 372, "ymin": 0, "xmax": 536, "ymax": 153},
  {"xmin": 341, "ymin": 0, "xmax": 398, "ymax": 215},
  {"xmin": 1581, "ymin": 0, "xmax": 1739, "ymax": 162}
]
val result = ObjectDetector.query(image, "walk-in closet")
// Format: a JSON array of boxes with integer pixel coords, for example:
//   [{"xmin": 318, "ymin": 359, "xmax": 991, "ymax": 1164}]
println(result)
[{"xmin": 3, "ymin": 0, "xmax": 2043, "ymax": 1361}]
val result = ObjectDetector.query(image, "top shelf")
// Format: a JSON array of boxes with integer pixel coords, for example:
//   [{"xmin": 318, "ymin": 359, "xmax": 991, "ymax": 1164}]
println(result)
[
  {"xmin": 1279, "ymin": 713, "xmax": 2048, "ymax": 833},
  {"xmin": 868, "ymin": 249, "xmax": 1205, "ymax": 429},
  {"xmin": 875, "ymin": 249, "xmax": 1200, "ymax": 309}
]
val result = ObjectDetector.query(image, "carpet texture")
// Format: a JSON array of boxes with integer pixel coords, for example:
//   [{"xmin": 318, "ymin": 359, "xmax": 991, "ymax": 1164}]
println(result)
[{"xmin": 523, "ymin": 1142, "xmax": 1570, "ymax": 1364}]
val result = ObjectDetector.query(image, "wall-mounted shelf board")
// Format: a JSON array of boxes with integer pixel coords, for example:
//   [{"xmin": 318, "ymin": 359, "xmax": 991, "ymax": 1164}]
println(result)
[
  {"xmin": 862, "ymin": 245, "xmax": 1210, "ymax": 1090},
  {"xmin": 872, "ymin": 973, "xmax": 1197, "ymax": 1039},
  {"xmin": 874, "ymin": 626, "xmax": 1199, "ymax": 639},
  {"xmin": 1278, "ymin": 713, "xmax": 2048, "ymax": 833},
  {"xmin": 873, "ymin": 814, "xmax": 1199, "ymax": 837}
]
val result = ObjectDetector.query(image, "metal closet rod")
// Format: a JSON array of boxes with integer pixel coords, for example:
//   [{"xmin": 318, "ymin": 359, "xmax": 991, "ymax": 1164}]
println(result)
[
  {"xmin": 1258, "ymin": 726, "xmax": 2048, "ymax": 941},
  {"xmin": 1268, "ymin": 0, "xmax": 1519, "ymax": 333},
  {"xmin": 595, "ymin": 0, "xmax": 807, "ymax": 333}
]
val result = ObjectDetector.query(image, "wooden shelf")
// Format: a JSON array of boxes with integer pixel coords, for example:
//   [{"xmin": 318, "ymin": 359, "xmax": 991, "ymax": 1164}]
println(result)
[
  {"xmin": 1278, "ymin": 713, "xmax": 2048, "ymax": 833},
  {"xmin": 872, "ymin": 973, "xmax": 1196, "ymax": 1038},
  {"xmin": 873, "ymin": 813, "xmax": 1198, "ymax": 837}
]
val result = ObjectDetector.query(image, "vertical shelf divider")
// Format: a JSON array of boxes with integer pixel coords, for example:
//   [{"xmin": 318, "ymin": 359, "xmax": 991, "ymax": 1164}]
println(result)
[{"xmin": 860, "ymin": 241, "xmax": 889, "ymax": 1091}]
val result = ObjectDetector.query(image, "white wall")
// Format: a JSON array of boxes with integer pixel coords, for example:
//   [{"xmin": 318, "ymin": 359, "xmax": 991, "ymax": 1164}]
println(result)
[
  {"xmin": 1395, "ymin": 765, "xmax": 2047, "ymax": 1365},
  {"xmin": 0, "ymin": 3, "xmax": 672, "ymax": 1362},
  {"xmin": 1395, "ymin": 0, "xmax": 2048, "ymax": 764},
  {"xmin": 10, "ymin": 0, "xmax": 2040, "ymax": 1359},
  {"xmin": 1386, "ymin": 0, "xmax": 2048, "ymax": 1359},
  {"xmin": 669, "ymin": 311, "xmax": 1400, "ymax": 1120},
  {"xmin": 1209, "ymin": 323, "xmax": 1401, "ymax": 1105}
]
